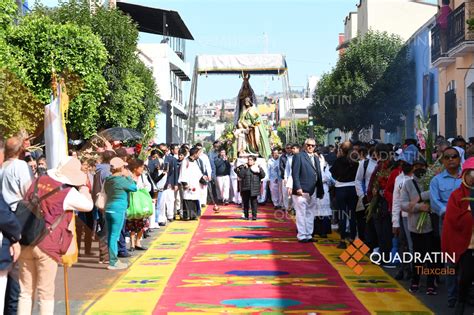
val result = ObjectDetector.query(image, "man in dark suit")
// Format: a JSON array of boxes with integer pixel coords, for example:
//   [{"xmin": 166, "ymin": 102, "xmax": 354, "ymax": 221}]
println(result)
[
  {"xmin": 291, "ymin": 138, "xmax": 324, "ymax": 243},
  {"xmin": 159, "ymin": 143, "xmax": 179, "ymax": 222}
]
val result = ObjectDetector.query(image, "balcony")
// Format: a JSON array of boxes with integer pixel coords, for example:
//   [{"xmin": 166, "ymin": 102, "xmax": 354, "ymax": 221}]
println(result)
[{"xmin": 432, "ymin": 2, "xmax": 474, "ymax": 66}]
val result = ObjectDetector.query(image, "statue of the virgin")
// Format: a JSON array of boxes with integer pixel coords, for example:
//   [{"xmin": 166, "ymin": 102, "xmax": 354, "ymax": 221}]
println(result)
[{"xmin": 233, "ymin": 74, "xmax": 271, "ymax": 160}]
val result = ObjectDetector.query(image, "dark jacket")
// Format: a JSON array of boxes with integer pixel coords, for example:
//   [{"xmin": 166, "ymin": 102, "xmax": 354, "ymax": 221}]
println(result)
[
  {"xmin": 235, "ymin": 165, "xmax": 266, "ymax": 197},
  {"xmin": 0, "ymin": 195, "xmax": 21, "ymax": 270},
  {"xmin": 164, "ymin": 155, "xmax": 178, "ymax": 187},
  {"xmin": 214, "ymin": 157, "xmax": 231, "ymax": 177},
  {"xmin": 279, "ymin": 154, "xmax": 288, "ymax": 179},
  {"xmin": 330, "ymin": 156, "xmax": 358, "ymax": 183},
  {"xmin": 291, "ymin": 152, "xmax": 324, "ymax": 198}
]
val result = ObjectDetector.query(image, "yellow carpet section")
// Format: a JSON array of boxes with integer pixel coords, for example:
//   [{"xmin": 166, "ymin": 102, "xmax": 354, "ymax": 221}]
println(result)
[
  {"xmin": 84, "ymin": 220, "xmax": 199, "ymax": 315},
  {"xmin": 314, "ymin": 236, "xmax": 434, "ymax": 315}
]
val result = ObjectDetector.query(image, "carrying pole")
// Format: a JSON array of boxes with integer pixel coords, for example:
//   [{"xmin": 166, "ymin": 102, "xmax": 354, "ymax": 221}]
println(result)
[{"xmin": 64, "ymin": 266, "xmax": 70, "ymax": 315}]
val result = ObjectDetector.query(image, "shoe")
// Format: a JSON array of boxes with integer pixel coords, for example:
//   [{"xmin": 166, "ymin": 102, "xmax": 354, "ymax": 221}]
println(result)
[
  {"xmin": 224, "ymin": 202, "xmax": 229, "ymax": 206},
  {"xmin": 409, "ymin": 284, "xmax": 419, "ymax": 293},
  {"xmin": 168, "ymin": 218, "xmax": 174, "ymax": 223},
  {"xmin": 135, "ymin": 246, "xmax": 148, "ymax": 251},
  {"xmin": 242, "ymin": 217, "xmax": 249, "ymax": 220},
  {"xmin": 336, "ymin": 241, "xmax": 347, "ymax": 249},
  {"xmin": 158, "ymin": 222, "xmax": 166, "ymax": 227},
  {"xmin": 448, "ymin": 299, "xmax": 456, "ymax": 308},
  {"xmin": 252, "ymin": 217, "xmax": 257, "ymax": 221},
  {"xmin": 107, "ymin": 261, "xmax": 128, "ymax": 270},
  {"xmin": 308, "ymin": 238, "xmax": 317, "ymax": 242},
  {"xmin": 118, "ymin": 252, "xmax": 132, "ymax": 258},
  {"xmin": 129, "ymin": 247, "xmax": 135, "ymax": 252},
  {"xmin": 426, "ymin": 287, "xmax": 438, "ymax": 296},
  {"xmin": 98, "ymin": 259, "xmax": 109, "ymax": 264},
  {"xmin": 298, "ymin": 239, "xmax": 309, "ymax": 243}
]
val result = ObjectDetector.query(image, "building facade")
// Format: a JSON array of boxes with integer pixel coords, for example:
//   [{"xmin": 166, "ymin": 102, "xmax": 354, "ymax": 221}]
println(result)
[
  {"xmin": 431, "ymin": 0, "xmax": 474, "ymax": 139},
  {"xmin": 138, "ymin": 41, "xmax": 191, "ymax": 144},
  {"xmin": 405, "ymin": 16, "xmax": 439, "ymax": 139}
]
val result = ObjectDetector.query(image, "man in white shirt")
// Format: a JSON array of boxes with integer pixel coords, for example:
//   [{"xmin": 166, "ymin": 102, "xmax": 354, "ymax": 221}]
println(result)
[
  {"xmin": 195, "ymin": 144, "xmax": 212, "ymax": 210},
  {"xmin": 1, "ymin": 137, "xmax": 33, "ymax": 212},
  {"xmin": 267, "ymin": 149, "xmax": 282, "ymax": 209}
]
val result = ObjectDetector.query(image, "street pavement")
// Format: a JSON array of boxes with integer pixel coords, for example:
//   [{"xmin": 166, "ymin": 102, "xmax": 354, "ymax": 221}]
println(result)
[{"xmin": 37, "ymin": 220, "xmax": 474, "ymax": 314}]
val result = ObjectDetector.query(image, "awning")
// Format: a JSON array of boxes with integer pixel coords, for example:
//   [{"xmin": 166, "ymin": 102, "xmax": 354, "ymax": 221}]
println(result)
[
  {"xmin": 117, "ymin": 2, "xmax": 194, "ymax": 40},
  {"xmin": 196, "ymin": 54, "xmax": 287, "ymax": 75}
]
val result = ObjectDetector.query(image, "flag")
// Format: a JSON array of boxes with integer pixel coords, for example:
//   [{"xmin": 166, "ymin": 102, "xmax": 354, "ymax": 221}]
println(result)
[{"xmin": 44, "ymin": 77, "xmax": 69, "ymax": 170}]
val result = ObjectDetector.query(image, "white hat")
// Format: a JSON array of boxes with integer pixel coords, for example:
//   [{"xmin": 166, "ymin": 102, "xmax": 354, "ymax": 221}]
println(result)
[
  {"xmin": 47, "ymin": 157, "xmax": 87, "ymax": 186},
  {"xmin": 110, "ymin": 157, "xmax": 128, "ymax": 169}
]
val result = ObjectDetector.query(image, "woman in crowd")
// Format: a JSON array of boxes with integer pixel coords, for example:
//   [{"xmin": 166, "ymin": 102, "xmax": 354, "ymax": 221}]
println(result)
[
  {"xmin": 24, "ymin": 156, "xmax": 37, "ymax": 177},
  {"xmin": 313, "ymin": 153, "xmax": 334, "ymax": 238},
  {"xmin": 104, "ymin": 157, "xmax": 137, "ymax": 270},
  {"xmin": 400, "ymin": 156, "xmax": 436, "ymax": 295},
  {"xmin": 76, "ymin": 157, "xmax": 95, "ymax": 256},
  {"xmin": 127, "ymin": 158, "xmax": 151, "ymax": 251},
  {"xmin": 17, "ymin": 157, "xmax": 93, "ymax": 315},
  {"xmin": 234, "ymin": 155, "xmax": 265, "ymax": 220},
  {"xmin": 442, "ymin": 157, "xmax": 474, "ymax": 314},
  {"xmin": 330, "ymin": 141, "xmax": 359, "ymax": 249}
]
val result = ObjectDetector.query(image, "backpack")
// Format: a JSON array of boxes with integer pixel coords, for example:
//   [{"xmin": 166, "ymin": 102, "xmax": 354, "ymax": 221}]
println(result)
[{"xmin": 15, "ymin": 177, "xmax": 67, "ymax": 246}]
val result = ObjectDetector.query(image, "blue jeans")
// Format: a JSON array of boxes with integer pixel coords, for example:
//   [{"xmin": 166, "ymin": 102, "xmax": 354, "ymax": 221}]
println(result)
[
  {"xmin": 106, "ymin": 211, "xmax": 125, "ymax": 266},
  {"xmin": 118, "ymin": 212, "xmax": 128, "ymax": 255}
]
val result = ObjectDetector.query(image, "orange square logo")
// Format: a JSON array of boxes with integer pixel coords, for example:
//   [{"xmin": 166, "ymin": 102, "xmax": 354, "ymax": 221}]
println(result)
[{"xmin": 339, "ymin": 239, "xmax": 370, "ymax": 275}]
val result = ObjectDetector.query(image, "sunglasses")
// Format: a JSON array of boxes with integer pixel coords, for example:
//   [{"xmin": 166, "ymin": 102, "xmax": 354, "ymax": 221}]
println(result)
[
  {"xmin": 443, "ymin": 154, "xmax": 460, "ymax": 160},
  {"xmin": 306, "ymin": 144, "xmax": 316, "ymax": 147}
]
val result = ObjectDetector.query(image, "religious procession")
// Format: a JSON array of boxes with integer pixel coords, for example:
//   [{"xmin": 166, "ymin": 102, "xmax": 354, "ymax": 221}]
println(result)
[{"xmin": 1, "ymin": 0, "xmax": 474, "ymax": 314}]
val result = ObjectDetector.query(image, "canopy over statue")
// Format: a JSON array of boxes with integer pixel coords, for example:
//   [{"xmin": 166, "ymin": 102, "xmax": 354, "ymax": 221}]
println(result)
[{"xmin": 186, "ymin": 53, "xmax": 297, "ymax": 150}]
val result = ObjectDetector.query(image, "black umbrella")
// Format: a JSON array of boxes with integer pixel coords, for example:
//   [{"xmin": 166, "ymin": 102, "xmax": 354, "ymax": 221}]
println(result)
[{"xmin": 98, "ymin": 127, "xmax": 143, "ymax": 142}]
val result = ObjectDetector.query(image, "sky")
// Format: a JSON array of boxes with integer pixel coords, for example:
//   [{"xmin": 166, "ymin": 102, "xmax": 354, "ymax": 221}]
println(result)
[{"xmin": 39, "ymin": 0, "xmax": 437, "ymax": 104}]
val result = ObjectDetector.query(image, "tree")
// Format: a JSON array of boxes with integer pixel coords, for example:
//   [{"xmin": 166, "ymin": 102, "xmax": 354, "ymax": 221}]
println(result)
[
  {"xmin": 43, "ymin": 0, "xmax": 160, "ymax": 135},
  {"xmin": 277, "ymin": 121, "xmax": 325, "ymax": 145},
  {"xmin": 2, "ymin": 13, "xmax": 108, "ymax": 138},
  {"xmin": 311, "ymin": 31, "xmax": 415, "ymax": 138}
]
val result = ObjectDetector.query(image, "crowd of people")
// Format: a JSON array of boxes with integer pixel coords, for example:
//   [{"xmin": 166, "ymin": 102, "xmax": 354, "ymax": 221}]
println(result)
[{"xmin": 0, "ymin": 131, "xmax": 473, "ymax": 314}]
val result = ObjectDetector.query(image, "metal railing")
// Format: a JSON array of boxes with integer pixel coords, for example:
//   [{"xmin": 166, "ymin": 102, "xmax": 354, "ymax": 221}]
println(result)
[
  {"xmin": 432, "ymin": 2, "xmax": 474, "ymax": 62},
  {"xmin": 447, "ymin": 2, "xmax": 466, "ymax": 50},
  {"xmin": 431, "ymin": 24, "xmax": 442, "ymax": 62}
]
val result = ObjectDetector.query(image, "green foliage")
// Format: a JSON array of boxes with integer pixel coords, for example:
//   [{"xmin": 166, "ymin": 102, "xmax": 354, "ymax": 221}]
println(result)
[
  {"xmin": 2, "ymin": 13, "xmax": 108, "ymax": 138},
  {"xmin": 277, "ymin": 121, "xmax": 326, "ymax": 145},
  {"xmin": 311, "ymin": 31, "xmax": 415, "ymax": 135},
  {"xmin": 44, "ymin": 0, "xmax": 159, "ymax": 136},
  {"xmin": 0, "ymin": 0, "xmax": 17, "ymax": 31}
]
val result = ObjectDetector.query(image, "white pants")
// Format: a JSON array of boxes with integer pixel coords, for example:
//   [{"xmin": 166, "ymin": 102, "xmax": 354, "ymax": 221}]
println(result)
[
  {"xmin": 231, "ymin": 178, "xmax": 241, "ymax": 204},
  {"xmin": 293, "ymin": 193, "xmax": 317, "ymax": 240},
  {"xmin": 216, "ymin": 176, "xmax": 230, "ymax": 202},
  {"xmin": 281, "ymin": 179, "xmax": 291, "ymax": 210},
  {"xmin": 158, "ymin": 189, "xmax": 175, "ymax": 223},
  {"xmin": 0, "ymin": 269, "xmax": 8, "ymax": 314},
  {"xmin": 200, "ymin": 184, "xmax": 208, "ymax": 207},
  {"xmin": 269, "ymin": 179, "xmax": 282, "ymax": 207},
  {"xmin": 258, "ymin": 180, "xmax": 268, "ymax": 203}
]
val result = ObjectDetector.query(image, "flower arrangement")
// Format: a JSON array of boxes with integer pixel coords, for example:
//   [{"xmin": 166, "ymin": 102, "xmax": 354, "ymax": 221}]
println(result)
[{"xmin": 415, "ymin": 160, "xmax": 443, "ymax": 232}]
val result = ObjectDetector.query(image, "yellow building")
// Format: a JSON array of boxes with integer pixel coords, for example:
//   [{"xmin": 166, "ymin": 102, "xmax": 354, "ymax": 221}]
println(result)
[{"xmin": 432, "ymin": 0, "xmax": 474, "ymax": 138}]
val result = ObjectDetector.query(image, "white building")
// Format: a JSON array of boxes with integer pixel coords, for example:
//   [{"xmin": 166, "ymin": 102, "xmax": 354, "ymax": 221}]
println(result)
[
  {"xmin": 108, "ymin": 2, "xmax": 194, "ymax": 144},
  {"xmin": 138, "ymin": 43, "xmax": 191, "ymax": 144},
  {"xmin": 337, "ymin": 0, "xmax": 437, "ymax": 50}
]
